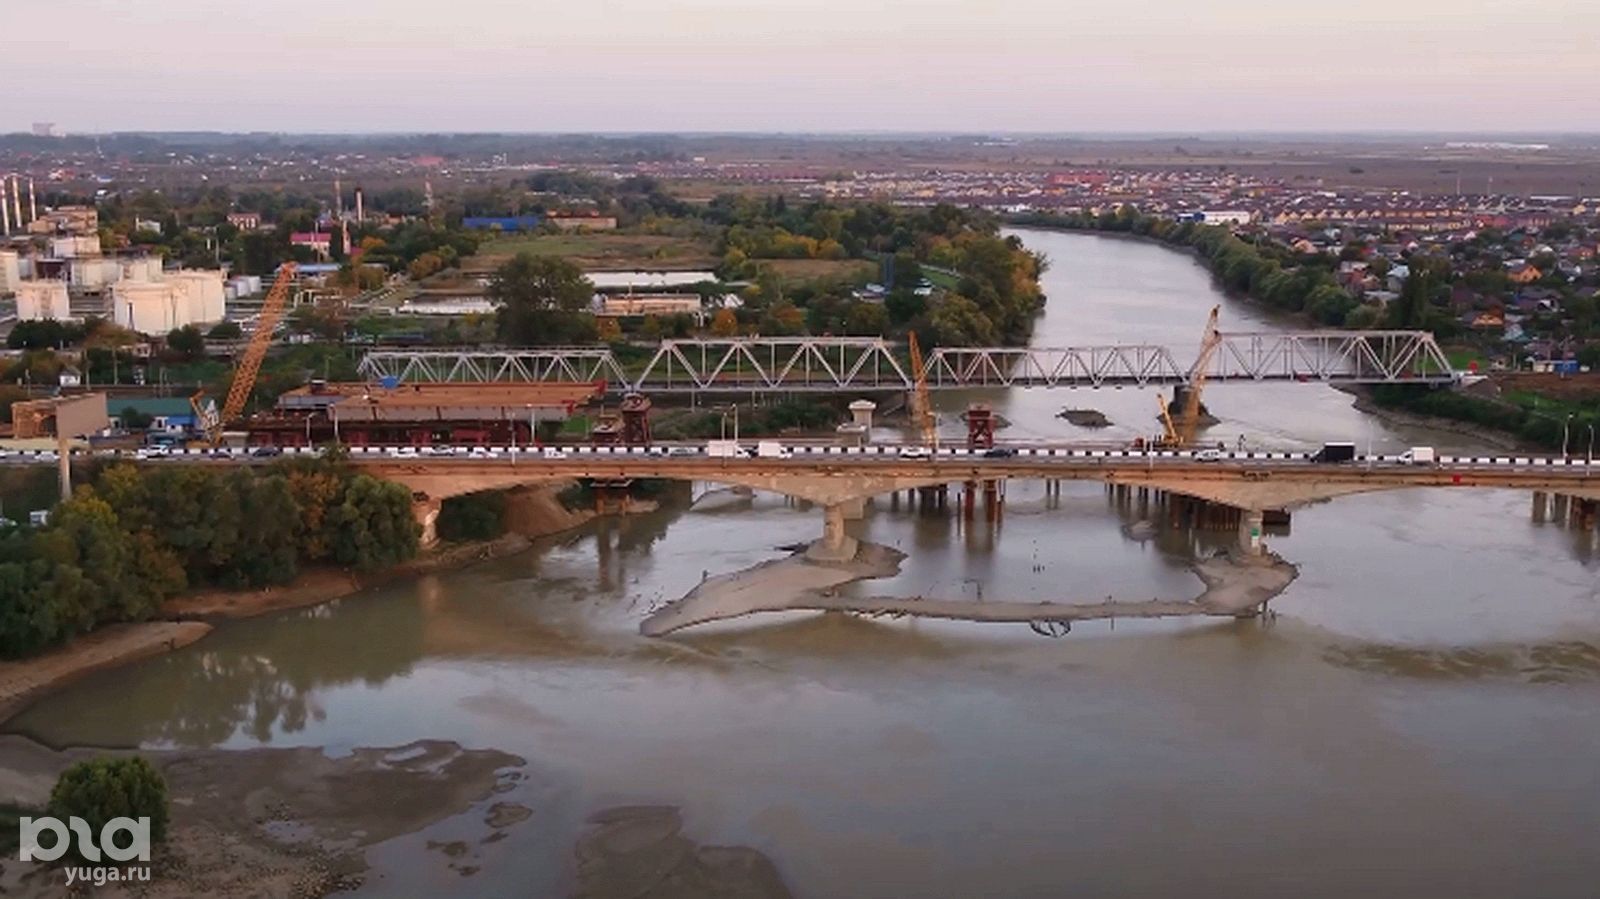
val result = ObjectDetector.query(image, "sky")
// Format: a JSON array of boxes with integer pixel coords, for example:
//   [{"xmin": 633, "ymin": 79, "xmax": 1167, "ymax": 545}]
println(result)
[{"xmin": 10, "ymin": 0, "xmax": 1599, "ymax": 134}]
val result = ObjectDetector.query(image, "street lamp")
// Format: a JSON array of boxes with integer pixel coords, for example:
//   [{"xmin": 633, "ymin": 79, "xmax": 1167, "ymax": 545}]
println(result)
[
  {"xmin": 1562, "ymin": 413, "xmax": 1574, "ymax": 459},
  {"xmin": 1588, "ymin": 423, "xmax": 1595, "ymax": 467}
]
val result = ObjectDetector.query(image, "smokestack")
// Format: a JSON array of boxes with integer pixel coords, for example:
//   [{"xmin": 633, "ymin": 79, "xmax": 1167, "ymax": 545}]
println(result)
[
  {"xmin": 355, "ymin": 187, "xmax": 364, "ymax": 223},
  {"xmin": 28, "ymin": 178, "xmax": 37, "ymax": 221},
  {"xmin": 1, "ymin": 180, "xmax": 10, "ymax": 235},
  {"xmin": 8, "ymin": 177, "xmax": 19, "ymax": 231}
]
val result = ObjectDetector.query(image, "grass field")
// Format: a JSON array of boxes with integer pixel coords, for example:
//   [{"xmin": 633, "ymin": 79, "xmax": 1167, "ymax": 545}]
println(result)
[
  {"xmin": 464, "ymin": 233, "xmax": 720, "ymax": 273},
  {"xmin": 758, "ymin": 258, "xmax": 876, "ymax": 287}
]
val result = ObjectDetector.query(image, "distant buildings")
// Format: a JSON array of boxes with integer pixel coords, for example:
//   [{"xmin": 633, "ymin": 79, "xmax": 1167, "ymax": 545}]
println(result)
[
  {"xmin": 462, "ymin": 215, "xmax": 544, "ymax": 232},
  {"xmin": 111, "ymin": 271, "xmax": 226, "ymax": 333}
]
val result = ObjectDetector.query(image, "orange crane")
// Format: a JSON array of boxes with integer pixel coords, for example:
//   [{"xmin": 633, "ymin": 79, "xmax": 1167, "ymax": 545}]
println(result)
[
  {"xmin": 1154, "ymin": 305, "xmax": 1222, "ymax": 448},
  {"xmin": 192, "ymin": 263, "xmax": 297, "ymax": 446},
  {"xmin": 906, "ymin": 331, "xmax": 936, "ymax": 447}
]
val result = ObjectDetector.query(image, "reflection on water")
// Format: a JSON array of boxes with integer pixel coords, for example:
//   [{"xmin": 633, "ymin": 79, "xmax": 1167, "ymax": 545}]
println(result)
[{"xmin": 10, "ymin": 230, "xmax": 1600, "ymax": 897}]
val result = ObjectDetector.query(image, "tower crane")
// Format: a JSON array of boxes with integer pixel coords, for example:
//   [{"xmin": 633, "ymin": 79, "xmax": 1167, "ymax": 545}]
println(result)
[
  {"xmin": 906, "ymin": 331, "xmax": 936, "ymax": 447},
  {"xmin": 192, "ymin": 263, "xmax": 297, "ymax": 446},
  {"xmin": 1153, "ymin": 305, "xmax": 1222, "ymax": 449}
]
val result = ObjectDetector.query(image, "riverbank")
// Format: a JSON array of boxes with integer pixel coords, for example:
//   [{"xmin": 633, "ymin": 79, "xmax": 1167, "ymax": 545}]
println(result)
[
  {"xmin": 642, "ymin": 538, "xmax": 1297, "ymax": 636},
  {"xmin": 0, "ymin": 735, "xmax": 529, "ymax": 897},
  {"xmin": 0, "ymin": 481, "xmax": 644, "ymax": 727},
  {"xmin": 1339, "ymin": 385, "xmax": 1527, "ymax": 450}
]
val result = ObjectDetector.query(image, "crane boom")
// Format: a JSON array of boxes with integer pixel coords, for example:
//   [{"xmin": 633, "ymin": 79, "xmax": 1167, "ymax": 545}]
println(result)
[
  {"xmin": 195, "ymin": 263, "xmax": 296, "ymax": 446},
  {"xmin": 906, "ymin": 331, "xmax": 936, "ymax": 447},
  {"xmin": 1176, "ymin": 305, "xmax": 1223, "ymax": 445}
]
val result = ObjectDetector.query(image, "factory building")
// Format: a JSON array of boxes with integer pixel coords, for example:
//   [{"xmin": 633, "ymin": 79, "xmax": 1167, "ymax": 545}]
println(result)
[
  {"xmin": 50, "ymin": 234, "xmax": 101, "ymax": 258},
  {"xmin": 16, "ymin": 280, "xmax": 71, "ymax": 320}
]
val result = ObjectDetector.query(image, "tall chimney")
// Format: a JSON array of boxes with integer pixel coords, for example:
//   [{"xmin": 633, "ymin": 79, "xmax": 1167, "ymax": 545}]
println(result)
[
  {"xmin": 27, "ymin": 178, "xmax": 37, "ymax": 221},
  {"xmin": 8, "ymin": 177, "xmax": 19, "ymax": 231},
  {"xmin": 335, "ymin": 177, "xmax": 343, "ymax": 218},
  {"xmin": 1, "ymin": 180, "xmax": 10, "ymax": 235},
  {"xmin": 355, "ymin": 187, "xmax": 364, "ymax": 223}
]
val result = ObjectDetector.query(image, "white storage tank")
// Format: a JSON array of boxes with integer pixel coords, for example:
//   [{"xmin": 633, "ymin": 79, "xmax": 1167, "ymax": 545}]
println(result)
[
  {"xmin": 49, "ymin": 235, "xmax": 101, "ymax": 258},
  {"xmin": 16, "ymin": 280, "xmax": 71, "ymax": 320},
  {"xmin": 112, "ymin": 280, "xmax": 182, "ymax": 334},
  {"xmin": 0, "ymin": 250, "xmax": 19, "ymax": 294},
  {"xmin": 69, "ymin": 257, "xmax": 121, "ymax": 291},
  {"xmin": 166, "ymin": 270, "xmax": 226, "ymax": 324}
]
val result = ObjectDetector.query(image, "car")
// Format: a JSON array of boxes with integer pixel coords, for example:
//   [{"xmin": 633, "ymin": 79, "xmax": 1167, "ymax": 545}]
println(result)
[
  {"xmin": 542, "ymin": 447, "xmax": 570, "ymax": 460},
  {"xmin": 667, "ymin": 446, "xmax": 698, "ymax": 457},
  {"xmin": 983, "ymin": 447, "xmax": 1018, "ymax": 458},
  {"xmin": 898, "ymin": 446, "xmax": 933, "ymax": 460},
  {"xmin": 388, "ymin": 446, "xmax": 420, "ymax": 458},
  {"xmin": 209, "ymin": 448, "xmax": 233, "ymax": 459},
  {"xmin": 251, "ymin": 446, "xmax": 283, "ymax": 458},
  {"xmin": 1195, "ymin": 449, "xmax": 1223, "ymax": 462},
  {"xmin": 423, "ymin": 446, "xmax": 453, "ymax": 457}
]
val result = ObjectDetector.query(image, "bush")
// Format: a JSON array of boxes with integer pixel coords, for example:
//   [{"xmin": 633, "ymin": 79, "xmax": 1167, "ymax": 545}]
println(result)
[
  {"xmin": 437, "ymin": 491, "xmax": 507, "ymax": 542},
  {"xmin": 48, "ymin": 757, "xmax": 169, "ymax": 854}
]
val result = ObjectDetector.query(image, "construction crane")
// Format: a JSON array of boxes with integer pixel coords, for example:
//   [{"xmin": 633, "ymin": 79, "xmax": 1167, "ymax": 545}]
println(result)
[
  {"xmin": 906, "ymin": 331, "xmax": 936, "ymax": 447},
  {"xmin": 192, "ymin": 263, "xmax": 297, "ymax": 446},
  {"xmin": 1152, "ymin": 305, "xmax": 1222, "ymax": 449}
]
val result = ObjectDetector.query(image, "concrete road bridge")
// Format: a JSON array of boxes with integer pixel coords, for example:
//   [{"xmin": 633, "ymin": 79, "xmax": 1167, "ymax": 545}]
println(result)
[
  {"xmin": 334, "ymin": 445, "xmax": 1598, "ymax": 554},
  {"xmin": 354, "ymin": 332, "xmax": 1459, "ymax": 394}
]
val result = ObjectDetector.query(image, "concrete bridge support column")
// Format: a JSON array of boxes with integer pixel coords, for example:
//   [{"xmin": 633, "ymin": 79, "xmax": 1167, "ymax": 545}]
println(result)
[
  {"xmin": 414, "ymin": 498, "xmax": 442, "ymax": 549},
  {"xmin": 809, "ymin": 501, "xmax": 861, "ymax": 562},
  {"xmin": 1532, "ymin": 491, "xmax": 1548, "ymax": 523},
  {"xmin": 1239, "ymin": 509, "xmax": 1265, "ymax": 556},
  {"xmin": 1553, "ymin": 493, "xmax": 1570, "ymax": 523},
  {"xmin": 840, "ymin": 496, "xmax": 866, "ymax": 521}
]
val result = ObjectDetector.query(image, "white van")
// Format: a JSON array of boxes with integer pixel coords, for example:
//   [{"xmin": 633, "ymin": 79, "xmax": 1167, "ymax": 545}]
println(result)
[{"xmin": 1399, "ymin": 446, "xmax": 1436, "ymax": 466}]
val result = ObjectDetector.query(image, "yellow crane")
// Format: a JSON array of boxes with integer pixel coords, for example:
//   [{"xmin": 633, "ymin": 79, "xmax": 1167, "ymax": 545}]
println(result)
[
  {"xmin": 907, "ymin": 331, "xmax": 936, "ymax": 447},
  {"xmin": 1154, "ymin": 305, "xmax": 1222, "ymax": 448},
  {"xmin": 192, "ymin": 263, "xmax": 297, "ymax": 446}
]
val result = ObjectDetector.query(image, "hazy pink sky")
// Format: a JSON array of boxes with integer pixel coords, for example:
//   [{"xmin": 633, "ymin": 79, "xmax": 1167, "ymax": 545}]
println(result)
[{"xmin": 12, "ymin": 0, "xmax": 1598, "ymax": 133}]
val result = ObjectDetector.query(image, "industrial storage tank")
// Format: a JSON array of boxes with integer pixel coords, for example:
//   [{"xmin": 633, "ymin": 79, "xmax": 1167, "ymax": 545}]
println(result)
[
  {"xmin": 119, "ymin": 256, "xmax": 163, "ymax": 282},
  {"xmin": 49, "ymin": 235, "xmax": 101, "ymax": 258},
  {"xmin": 0, "ymin": 250, "xmax": 19, "ymax": 294},
  {"xmin": 15, "ymin": 280, "xmax": 71, "ymax": 320},
  {"xmin": 69, "ymin": 257, "xmax": 122, "ymax": 291},
  {"xmin": 112, "ymin": 280, "xmax": 181, "ymax": 334},
  {"xmin": 166, "ymin": 271, "xmax": 226, "ymax": 324}
]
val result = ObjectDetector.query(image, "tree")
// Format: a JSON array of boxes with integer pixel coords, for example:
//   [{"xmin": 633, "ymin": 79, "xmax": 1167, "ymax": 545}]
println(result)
[
  {"xmin": 119, "ymin": 406, "xmax": 154, "ymax": 431},
  {"xmin": 491, "ymin": 253, "xmax": 597, "ymax": 345},
  {"xmin": 49, "ymin": 757, "xmax": 170, "ymax": 852},
  {"xmin": 710, "ymin": 308, "xmax": 740, "ymax": 337},
  {"xmin": 844, "ymin": 301, "xmax": 890, "ymax": 336},
  {"xmin": 225, "ymin": 472, "xmax": 302, "ymax": 587},
  {"xmin": 927, "ymin": 296, "xmax": 998, "ymax": 346},
  {"xmin": 329, "ymin": 476, "xmax": 420, "ymax": 570},
  {"xmin": 207, "ymin": 320, "xmax": 242, "ymax": 340},
  {"xmin": 165, "ymin": 325, "xmax": 205, "ymax": 360}
]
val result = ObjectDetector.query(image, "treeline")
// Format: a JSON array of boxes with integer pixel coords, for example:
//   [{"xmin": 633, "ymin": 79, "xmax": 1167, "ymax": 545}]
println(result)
[
  {"xmin": 0, "ymin": 458, "xmax": 419, "ymax": 659},
  {"xmin": 1013, "ymin": 209, "xmax": 1369, "ymax": 327},
  {"xmin": 711, "ymin": 199, "xmax": 1046, "ymax": 345},
  {"xmin": 1370, "ymin": 386, "xmax": 1598, "ymax": 451}
]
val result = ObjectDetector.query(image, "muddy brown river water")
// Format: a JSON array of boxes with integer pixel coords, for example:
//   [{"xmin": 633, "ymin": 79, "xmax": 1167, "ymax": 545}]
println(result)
[{"xmin": 8, "ymin": 230, "xmax": 1599, "ymax": 897}]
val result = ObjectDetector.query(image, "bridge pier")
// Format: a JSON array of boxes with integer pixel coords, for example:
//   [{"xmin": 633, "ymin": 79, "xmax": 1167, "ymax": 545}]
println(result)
[
  {"xmin": 415, "ymin": 497, "xmax": 442, "ymax": 549},
  {"xmin": 1239, "ymin": 509, "xmax": 1265, "ymax": 555},
  {"xmin": 809, "ymin": 501, "xmax": 860, "ymax": 562},
  {"xmin": 1532, "ymin": 491, "xmax": 1548, "ymax": 523}
]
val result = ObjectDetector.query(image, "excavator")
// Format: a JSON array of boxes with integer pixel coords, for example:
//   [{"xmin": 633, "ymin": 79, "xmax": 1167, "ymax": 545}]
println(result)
[
  {"xmin": 1148, "ymin": 305, "xmax": 1222, "ymax": 450},
  {"xmin": 191, "ymin": 263, "xmax": 297, "ymax": 446}
]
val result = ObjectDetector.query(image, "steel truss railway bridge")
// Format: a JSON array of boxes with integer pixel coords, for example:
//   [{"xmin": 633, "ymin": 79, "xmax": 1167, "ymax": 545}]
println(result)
[{"xmin": 354, "ymin": 332, "xmax": 1459, "ymax": 395}]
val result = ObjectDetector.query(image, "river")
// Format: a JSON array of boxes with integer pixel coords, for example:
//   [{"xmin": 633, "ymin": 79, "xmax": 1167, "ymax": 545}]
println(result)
[{"xmin": 10, "ymin": 230, "xmax": 1600, "ymax": 897}]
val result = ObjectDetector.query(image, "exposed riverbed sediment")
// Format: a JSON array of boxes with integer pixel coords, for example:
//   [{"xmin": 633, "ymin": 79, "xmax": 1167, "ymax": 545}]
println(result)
[{"xmin": 641, "ymin": 540, "xmax": 1297, "ymax": 636}]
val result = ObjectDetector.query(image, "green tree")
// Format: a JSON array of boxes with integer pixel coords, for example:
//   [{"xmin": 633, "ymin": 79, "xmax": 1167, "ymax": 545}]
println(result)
[
  {"xmin": 329, "ymin": 476, "xmax": 420, "ymax": 570},
  {"xmin": 165, "ymin": 325, "xmax": 205, "ymax": 360},
  {"xmin": 491, "ymin": 253, "xmax": 597, "ymax": 345},
  {"xmin": 225, "ymin": 472, "xmax": 302, "ymax": 587},
  {"xmin": 207, "ymin": 320, "xmax": 243, "ymax": 340},
  {"xmin": 49, "ymin": 757, "xmax": 170, "ymax": 851}
]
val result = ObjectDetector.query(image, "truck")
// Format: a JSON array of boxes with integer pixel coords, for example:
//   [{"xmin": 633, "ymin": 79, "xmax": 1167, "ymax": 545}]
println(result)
[
  {"xmin": 1399, "ymin": 446, "xmax": 1436, "ymax": 466},
  {"xmin": 706, "ymin": 440, "xmax": 742, "ymax": 459},
  {"xmin": 756, "ymin": 440, "xmax": 790, "ymax": 459},
  {"xmin": 1309, "ymin": 442, "xmax": 1357, "ymax": 464}
]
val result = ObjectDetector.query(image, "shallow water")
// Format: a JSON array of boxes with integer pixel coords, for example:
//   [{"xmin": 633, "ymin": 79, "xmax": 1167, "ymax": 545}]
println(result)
[{"xmin": 11, "ymin": 230, "xmax": 1600, "ymax": 898}]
